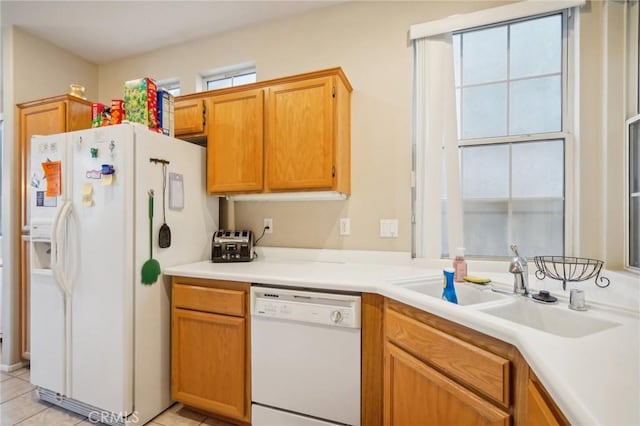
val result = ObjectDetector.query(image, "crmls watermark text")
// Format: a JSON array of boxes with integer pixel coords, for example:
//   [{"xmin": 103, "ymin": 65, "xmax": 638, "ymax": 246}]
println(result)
[{"xmin": 87, "ymin": 410, "xmax": 139, "ymax": 424}]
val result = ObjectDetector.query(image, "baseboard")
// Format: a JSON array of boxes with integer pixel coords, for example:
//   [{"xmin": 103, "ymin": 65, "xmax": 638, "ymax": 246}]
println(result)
[{"xmin": 0, "ymin": 360, "xmax": 28, "ymax": 372}]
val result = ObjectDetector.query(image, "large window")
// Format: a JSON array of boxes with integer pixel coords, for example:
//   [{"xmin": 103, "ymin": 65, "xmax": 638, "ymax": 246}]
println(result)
[
  {"xmin": 412, "ymin": 4, "xmax": 575, "ymax": 260},
  {"xmin": 450, "ymin": 13, "xmax": 567, "ymax": 258}
]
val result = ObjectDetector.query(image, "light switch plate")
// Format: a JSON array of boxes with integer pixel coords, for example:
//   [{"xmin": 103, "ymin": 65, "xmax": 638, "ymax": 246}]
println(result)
[{"xmin": 380, "ymin": 219, "xmax": 398, "ymax": 238}]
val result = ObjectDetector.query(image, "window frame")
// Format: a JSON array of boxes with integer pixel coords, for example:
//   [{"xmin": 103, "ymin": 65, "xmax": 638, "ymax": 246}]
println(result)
[
  {"xmin": 625, "ymin": 0, "xmax": 640, "ymax": 272},
  {"xmin": 200, "ymin": 65, "xmax": 256, "ymax": 92},
  {"xmin": 626, "ymin": 114, "xmax": 640, "ymax": 272},
  {"xmin": 412, "ymin": 8, "xmax": 577, "ymax": 261}
]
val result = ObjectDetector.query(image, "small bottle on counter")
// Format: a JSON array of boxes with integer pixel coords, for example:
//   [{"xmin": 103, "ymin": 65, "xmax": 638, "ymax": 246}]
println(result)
[
  {"xmin": 453, "ymin": 247, "xmax": 467, "ymax": 283},
  {"xmin": 442, "ymin": 268, "xmax": 458, "ymax": 304}
]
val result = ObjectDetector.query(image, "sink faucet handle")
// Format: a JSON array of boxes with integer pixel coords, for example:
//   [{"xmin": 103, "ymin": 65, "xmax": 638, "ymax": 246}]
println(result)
[{"xmin": 510, "ymin": 244, "xmax": 520, "ymax": 257}]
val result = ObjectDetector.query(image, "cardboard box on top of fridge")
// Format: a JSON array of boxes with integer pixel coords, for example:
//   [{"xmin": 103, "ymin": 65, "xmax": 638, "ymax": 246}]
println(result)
[
  {"xmin": 91, "ymin": 103, "xmax": 107, "ymax": 128},
  {"xmin": 157, "ymin": 90, "xmax": 174, "ymax": 137},
  {"xmin": 123, "ymin": 77, "xmax": 159, "ymax": 131},
  {"xmin": 111, "ymin": 99, "xmax": 125, "ymax": 125}
]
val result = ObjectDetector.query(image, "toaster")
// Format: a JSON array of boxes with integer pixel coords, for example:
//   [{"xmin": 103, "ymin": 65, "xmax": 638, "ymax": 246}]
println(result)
[{"xmin": 211, "ymin": 230, "xmax": 254, "ymax": 262}]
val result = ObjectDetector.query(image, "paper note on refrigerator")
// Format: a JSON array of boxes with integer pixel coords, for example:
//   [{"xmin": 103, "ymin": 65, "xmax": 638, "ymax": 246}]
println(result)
[
  {"xmin": 169, "ymin": 172, "xmax": 184, "ymax": 210},
  {"xmin": 41, "ymin": 161, "xmax": 62, "ymax": 197}
]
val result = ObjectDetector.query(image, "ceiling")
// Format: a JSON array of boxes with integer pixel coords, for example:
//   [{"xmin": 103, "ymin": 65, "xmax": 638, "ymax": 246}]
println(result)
[{"xmin": 1, "ymin": 1, "xmax": 342, "ymax": 64}]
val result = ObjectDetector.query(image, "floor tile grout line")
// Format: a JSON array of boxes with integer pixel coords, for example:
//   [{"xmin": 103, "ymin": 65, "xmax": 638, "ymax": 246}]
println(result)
[
  {"xmin": 0, "ymin": 384, "xmax": 38, "ymax": 405},
  {"xmin": 11, "ymin": 404, "xmax": 51, "ymax": 426}
]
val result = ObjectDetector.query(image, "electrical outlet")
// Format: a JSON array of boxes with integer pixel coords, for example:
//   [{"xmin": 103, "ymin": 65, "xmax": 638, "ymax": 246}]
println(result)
[
  {"xmin": 340, "ymin": 218, "xmax": 351, "ymax": 236},
  {"xmin": 263, "ymin": 218, "xmax": 273, "ymax": 234}
]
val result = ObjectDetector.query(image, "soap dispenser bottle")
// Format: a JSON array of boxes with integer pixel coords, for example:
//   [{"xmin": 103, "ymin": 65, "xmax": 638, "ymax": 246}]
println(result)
[{"xmin": 453, "ymin": 247, "xmax": 467, "ymax": 283}]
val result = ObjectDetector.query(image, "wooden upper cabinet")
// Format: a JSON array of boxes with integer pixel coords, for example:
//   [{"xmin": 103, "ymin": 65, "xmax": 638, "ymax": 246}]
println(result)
[
  {"xmin": 207, "ymin": 90, "xmax": 264, "ymax": 194},
  {"xmin": 175, "ymin": 98, "xmax": 206, "ymax": 137},
  {"xmin": 175, "ymin": 67, "xmax": 351, "ymax": 196},
  {"xmin": 266, "ymin": 76, "xmax": 335, "ymax": 191},
  {"xmin": 17, "ymin": 94, "xmax": 92, "ymax": 359}
]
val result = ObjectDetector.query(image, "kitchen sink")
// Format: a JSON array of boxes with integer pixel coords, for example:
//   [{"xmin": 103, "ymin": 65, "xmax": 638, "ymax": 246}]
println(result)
[
  {"xmin": 478, "ymin": 298, "xmax": 621, "ymax": 338},
  {"xmin": 398, "ymin": 280, "xmax": 508, "ymax": 306}
]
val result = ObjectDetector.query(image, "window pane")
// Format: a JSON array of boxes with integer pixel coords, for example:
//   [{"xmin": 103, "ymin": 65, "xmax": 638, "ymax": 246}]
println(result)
[
  {"xmin": 462, "ymin": 144, "xmax": 509, "ymax": 198},
  {"xmin": 463, "ymin": 200, "xmax": 508, "ymax": 257},
  {"xmin": 453, "ymin": 34, "xmax": 461, "ymax": 87},
  {"xmin": 510, "ymin": 14, "xmax": 562, "ymax": 79},
  {"xmin": 631, "ymin": 120, "xmax": 640, "ymax": 194},
  {"xmin": 233, "ymin": 72, "xmax": 257, "ymax": 86},
  {"xmin": 207, "ymin": 77, "xmax": 232, "ymax": 90},
  {"xmin": 166, "ymin": 87, "xmax": 181, "ymax": 97},
  {"xmin": 509, "ymin": 75, "xmax": 562, "ymax": 134},
  {"xmin": 512, "ymin": 199, "xmax": 563, "ymax": 256},
  {"xmin": 631, "ymin": 196, "xmax": 640, "ymax": 268},
  {"xmin": 512, "ymin": 140, "xmax": 564, "ymax": 197},
  {"xmin": 462, "ymin": 26, "xmax": 507, "ymax": 85},
  {"xmin": 456, "ymin": 88, "xmax": 461, "ymax": 138},
  {"xmin": 462, "ymin": 83, "xmax": 507, "ymax": 138}
]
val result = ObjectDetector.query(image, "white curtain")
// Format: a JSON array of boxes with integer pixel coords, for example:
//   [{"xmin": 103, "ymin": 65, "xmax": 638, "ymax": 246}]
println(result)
[{"xmin": 413, "ymin": 34, "xmax": 463, "ymax": 258}]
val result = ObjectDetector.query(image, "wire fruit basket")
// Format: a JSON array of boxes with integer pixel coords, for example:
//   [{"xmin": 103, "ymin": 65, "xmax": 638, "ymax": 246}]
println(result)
[{"xmin": 533, "ymin": 256, "xmax": 610, "ymax": 290}]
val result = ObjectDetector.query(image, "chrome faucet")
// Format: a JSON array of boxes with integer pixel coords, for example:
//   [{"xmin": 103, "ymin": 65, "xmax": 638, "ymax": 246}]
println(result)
[{"xmin": 509, "ymin": 244, "xmax": 529, "ymax": 296}]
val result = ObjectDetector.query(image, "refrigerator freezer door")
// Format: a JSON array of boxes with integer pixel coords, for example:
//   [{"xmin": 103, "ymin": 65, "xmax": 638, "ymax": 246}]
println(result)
[
  {"xmin": 30, "ymin": 270, "xmax": 66, "ymax": 394},
  {"xmin": 30, "ymin": 135, "xmax": 65, "ymax": 225},
  {"xmin": 68, "ymin": 125, "xmax": 135, "ymax": 415}
]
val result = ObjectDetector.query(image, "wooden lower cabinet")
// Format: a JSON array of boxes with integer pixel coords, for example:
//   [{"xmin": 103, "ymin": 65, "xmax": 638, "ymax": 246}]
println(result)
[
  {"xmin": 526, "ymin": 373, "xmax": 569, "ymax": 426},
  {"xmin": 385, "ymin": 343, "xmax": 510, "ymax": 426},
  {"xmin": 171, "ymin": 277, "xmax": 251, "ymax": 424},
  {"xmin": 379, "ymin": 299, "xmax": 568, "ymax": 426}
]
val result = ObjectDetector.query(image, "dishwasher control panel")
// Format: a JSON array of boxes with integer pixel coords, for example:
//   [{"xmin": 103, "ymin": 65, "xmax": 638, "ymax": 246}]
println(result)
[{"xmin": 251, "ymin": 287, "xmax": 361, "ymax": 329}]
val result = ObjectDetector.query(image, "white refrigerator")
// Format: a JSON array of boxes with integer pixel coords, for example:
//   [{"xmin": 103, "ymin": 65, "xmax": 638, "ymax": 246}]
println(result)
[{"xmin": 29, "ymin": 123, "xmax": 218, "ymax": 426}]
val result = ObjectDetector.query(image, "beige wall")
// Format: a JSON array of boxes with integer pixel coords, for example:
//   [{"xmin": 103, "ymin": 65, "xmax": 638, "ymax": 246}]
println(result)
[
  {"xmin": 1, "ymin": 26, "xmax": 98, "ymax": 366},
  {"xmin": 98, "ymin": 1, "xmax": 503, "ymax": 252},
  {"xmin": 12, "ymin": 27, "xmax": 98, "ymax": 103},
  {"xmin": 6, "ymin": 1, "xmax": 626, "ymax": 262}
]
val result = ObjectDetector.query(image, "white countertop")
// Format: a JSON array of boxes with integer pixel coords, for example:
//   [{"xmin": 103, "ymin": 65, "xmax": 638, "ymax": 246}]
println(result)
[{"xmin": 164, "ymin": 247, "xmax": 640, "ymax": 426}]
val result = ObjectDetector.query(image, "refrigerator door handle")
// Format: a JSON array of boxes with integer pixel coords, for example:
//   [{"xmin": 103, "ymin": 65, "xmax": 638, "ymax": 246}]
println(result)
[
  {"xmin": 50, "ymin": 202, "xmax": 63, "ymax": 288},
  {"xmin": 53, "ymin": 201, "xmax": 73, "ymax": 297}
]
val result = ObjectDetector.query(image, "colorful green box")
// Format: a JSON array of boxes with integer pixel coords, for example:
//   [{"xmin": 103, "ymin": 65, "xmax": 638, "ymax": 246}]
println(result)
[{"xmin": 123, "ymin": 77, "xmax": 159, "ymax": 130}]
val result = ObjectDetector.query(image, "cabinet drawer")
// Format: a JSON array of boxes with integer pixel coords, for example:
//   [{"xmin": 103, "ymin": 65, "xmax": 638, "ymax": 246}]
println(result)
[
  {"xmin": 174, "ymin": 284, "xmax": 245, "ymax": 316},
  {"xmin": 386, "ymin": 308, "xmax": 510, "ymax": 405}
]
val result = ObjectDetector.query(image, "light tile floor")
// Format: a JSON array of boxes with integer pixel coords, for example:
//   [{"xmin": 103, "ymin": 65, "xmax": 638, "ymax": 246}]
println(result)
[{"xmin": 0, "ymin": 366, "xmax": 233, "ymax": 426}]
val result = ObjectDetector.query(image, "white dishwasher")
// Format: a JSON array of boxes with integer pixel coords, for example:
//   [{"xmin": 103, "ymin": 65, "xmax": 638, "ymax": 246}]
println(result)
[{"xmin": 251, "ymin": 286, "xmax": 361, "ymax": 426}]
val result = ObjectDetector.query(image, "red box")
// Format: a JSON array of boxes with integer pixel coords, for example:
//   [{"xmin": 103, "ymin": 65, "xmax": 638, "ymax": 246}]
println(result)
[{"xmin": 91, "ymin": 103, "xmax": 106, "ymax": 128}]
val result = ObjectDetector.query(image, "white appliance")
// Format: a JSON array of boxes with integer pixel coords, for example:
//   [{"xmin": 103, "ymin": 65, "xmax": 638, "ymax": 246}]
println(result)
[
  {"xmin": 29, "ymin": 123, "xmax": 218, "ymax": 426},
  {"xmin": 251, "ymin": 286, "xmax": 361, "ymax": 426}
]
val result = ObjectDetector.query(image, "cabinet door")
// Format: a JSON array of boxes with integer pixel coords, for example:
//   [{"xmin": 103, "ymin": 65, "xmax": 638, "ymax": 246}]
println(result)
[
  {"xmin": 266, "ymin": 76, "xmax": 335, "ymax": 191},
  {"xmin": 208, "ymin": 90, "xmax": 264, "ymax": 193},
  {"xmin": 172, "ymin": 308, "xmax": 247, "ymax": 421},
  {"xmin": 175, "ymin": 98, "xmax": 205, "ymax": 136},
  {"xmin": 384, "ymin": 343, "xmax": 510, "ymax": 426},
  {"xmin": 19, "ymin": 101, "xmax": 66, "ymax": 359},
  {"xmin": 527, "ymin": 379, "xmax": 567, "ymax": 426}
]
